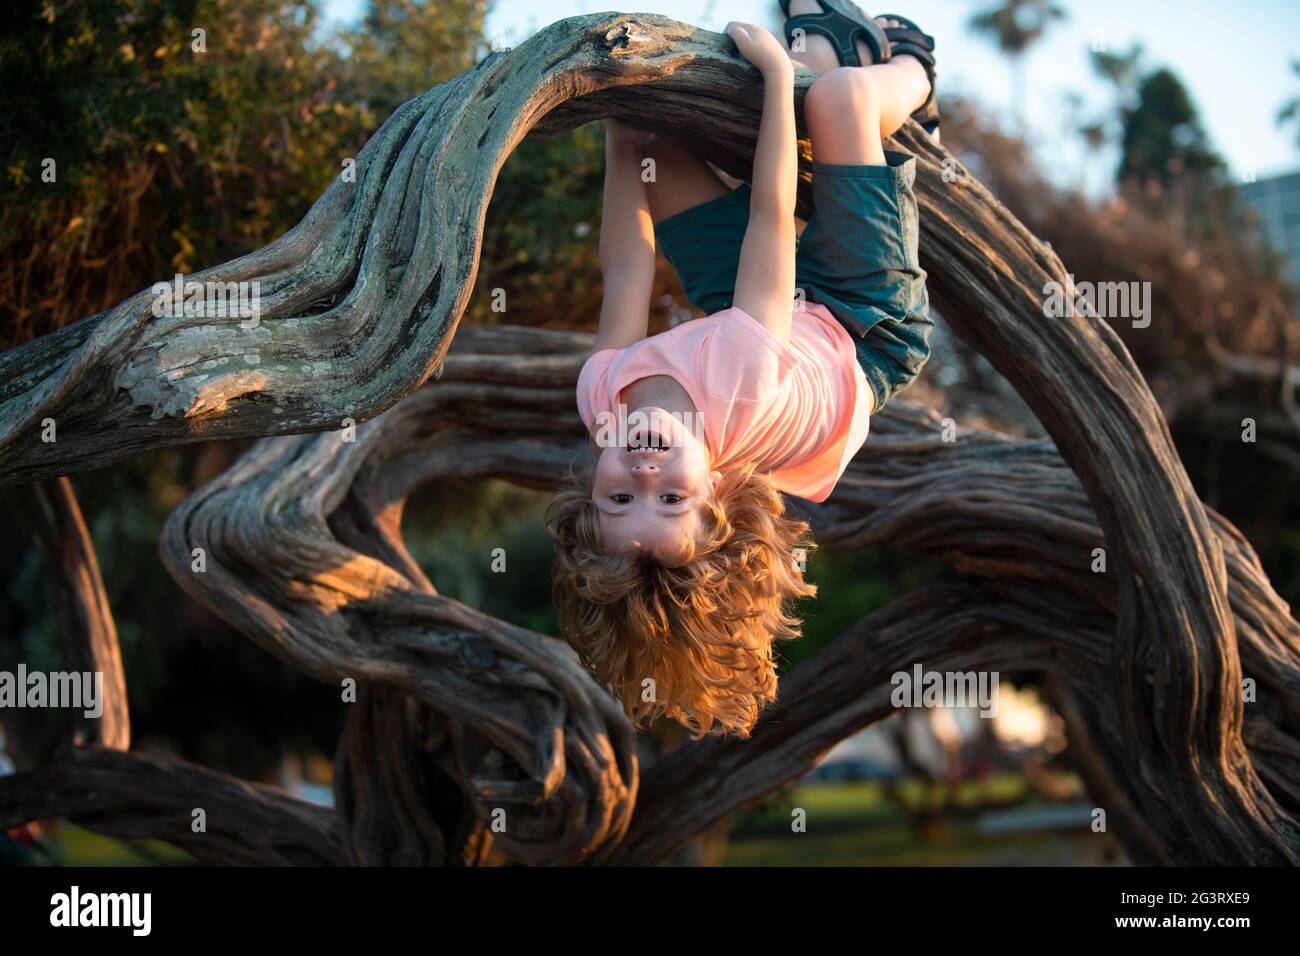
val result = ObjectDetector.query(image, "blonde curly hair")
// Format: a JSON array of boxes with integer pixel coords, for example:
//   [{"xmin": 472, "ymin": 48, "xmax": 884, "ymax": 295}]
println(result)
[{"xmin": 546, "ymin": 453, "xmax": 816, "ymax": 739}]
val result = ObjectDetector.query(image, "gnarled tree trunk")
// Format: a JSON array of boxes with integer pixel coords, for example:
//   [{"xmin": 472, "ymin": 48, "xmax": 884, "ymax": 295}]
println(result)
[{"xmin": 0, "ymin": 14, "xmax": 1296, "ymax": 865}]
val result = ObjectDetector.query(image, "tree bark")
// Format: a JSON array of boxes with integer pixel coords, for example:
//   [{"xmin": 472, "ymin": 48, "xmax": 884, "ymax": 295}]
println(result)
[
  {"xmin": 29, "ymin": 477, "xmax": 130, "ymax": 751},
  {"xmin": 0, "ymin": 747, "xmax": 340, "ymax": 866}
]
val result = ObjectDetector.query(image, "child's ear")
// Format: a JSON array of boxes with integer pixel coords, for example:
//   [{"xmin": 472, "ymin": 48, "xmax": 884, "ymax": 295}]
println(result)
[{"xmin": 710, "ymin": 469, "xmax": 723, "ymax": 490}]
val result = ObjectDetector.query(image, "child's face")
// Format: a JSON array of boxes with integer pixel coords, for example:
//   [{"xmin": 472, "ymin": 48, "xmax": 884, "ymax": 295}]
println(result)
[{"xmin": 592, "ymin": 407, "xmax": 720, "ymax": 558}]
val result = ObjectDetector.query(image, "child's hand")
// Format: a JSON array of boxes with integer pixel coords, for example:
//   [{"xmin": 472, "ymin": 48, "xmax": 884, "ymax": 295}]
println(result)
[{"xmin": 725, "ymin": 22, "xmax": 793, "ymax": 80}]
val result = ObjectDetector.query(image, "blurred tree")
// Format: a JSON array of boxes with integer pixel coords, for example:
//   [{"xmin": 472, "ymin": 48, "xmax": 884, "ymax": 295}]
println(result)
[
  {"xmin": 967, "ymin": 0, "xmax": 1066, "ymax": 127},
  {"xmin": 936, "ymin": 92, "xmax": 1299, "ymax": 583},
  {"xmin": 466, "ymin": 124, "xmax": 607, "ymax": 330},
  {"xmin": 341, "ymin": 0, "xmax": 486, "ymax": 121},
  {"xmin": 1091, "ymin": 41, "xmax": 1145, "ymax": 95},
  {"xmin": 1087, "ymin": 41, "xmax": 1143, "ymax": 125},
  {"xmin": 1065, "ymin": 42, "xmax": 1145, "ymax": 175},
  {"xmin": 0, "ymin": 0, "xmax": 484, "ymax": 350},
  {"xmin": 1277, "ymin": 57, "xmax": 1300, "ymax": 147},
  {"xmin": 1118, "ymin": 67, "xmax": 1224, "ymax": 193}
]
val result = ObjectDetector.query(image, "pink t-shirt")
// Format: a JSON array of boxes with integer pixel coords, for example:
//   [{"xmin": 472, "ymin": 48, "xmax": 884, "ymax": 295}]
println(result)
[{"xmin": 576, "ymin": 303, "xmax": 872, "ymax": 503}]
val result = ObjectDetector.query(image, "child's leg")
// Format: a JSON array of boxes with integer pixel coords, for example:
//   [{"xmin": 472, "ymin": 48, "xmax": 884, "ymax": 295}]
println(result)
[
  {"xmin": 787, "ymin": 41, "xmax": 934, "ymax": 410},
  {"xmin": 804, "ymin": 63, "xmax": 929, "ymax": 165},
  {"xmin": 642, "ymin": 137, "xmax": 729, "ymax": 225},
  {"xmin": 640, "ymin": 137, "xmax": 752, "ymax": 316},
  {"xmin": 784, "ymin": 4, "xmax": 931, "ymax": 151},
  {"xmin": 805, "ymin": 67, "xmax": 889, "ymax": 166}
]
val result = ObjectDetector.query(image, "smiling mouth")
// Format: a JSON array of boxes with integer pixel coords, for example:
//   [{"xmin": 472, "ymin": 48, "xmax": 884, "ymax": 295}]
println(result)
[{"xmin": 627, "ymin": 429, "xmax": 670, "ymax": 452}]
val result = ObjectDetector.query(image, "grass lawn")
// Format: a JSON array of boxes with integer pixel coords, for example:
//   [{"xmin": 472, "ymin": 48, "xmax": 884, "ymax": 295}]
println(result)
[
  {"xmin": 723, "ymin": 778, "xmax": 1124, "ymax": 866},
  {"xmin": 27, "ymin": 778, "xmax": 1121, "ymax": 867},
  {"xmin": 33, "ymin": 824, "xmax": 194, "ymax": 866}
]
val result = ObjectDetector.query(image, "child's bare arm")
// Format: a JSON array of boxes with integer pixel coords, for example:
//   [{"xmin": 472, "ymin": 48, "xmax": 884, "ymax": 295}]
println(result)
[
  {"xmin": 594, "ymin": 120, "xmax": 655, "ymax": 352},
  {"xmin": 727, "ymin": 23, "xmax": 797, "ymax": 348}
]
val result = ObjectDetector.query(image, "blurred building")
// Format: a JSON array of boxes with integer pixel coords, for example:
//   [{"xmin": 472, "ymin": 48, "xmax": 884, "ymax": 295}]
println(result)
[{"xmin": 1240, "ymin": 169, "xmax": 1300, "ymax": 288}]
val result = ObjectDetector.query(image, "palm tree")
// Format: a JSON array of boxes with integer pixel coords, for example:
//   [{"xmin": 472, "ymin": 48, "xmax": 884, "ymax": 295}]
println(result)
[
  {"xmin": 968, "ymin": 0, "xmax": 1068, "ymax": 128},
  {"xmin": 1277, "ymin": 58, "xmax": 1300, "ymax": 148},
  {"xmin": 1082, "ymin": 42, "xmax": 1144, "ymax": 154}
]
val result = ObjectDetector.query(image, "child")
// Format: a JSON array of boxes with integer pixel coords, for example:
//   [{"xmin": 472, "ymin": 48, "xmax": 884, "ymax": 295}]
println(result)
[{"xmin": 548, "ymin": 4, "xmax": 937, "ymax": 738}]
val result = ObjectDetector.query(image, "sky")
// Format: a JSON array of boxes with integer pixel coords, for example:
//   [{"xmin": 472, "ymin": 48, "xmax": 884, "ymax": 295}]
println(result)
[{"xmin": 322, "ymin": 0, "xmax": 1300, "ymax": 193}]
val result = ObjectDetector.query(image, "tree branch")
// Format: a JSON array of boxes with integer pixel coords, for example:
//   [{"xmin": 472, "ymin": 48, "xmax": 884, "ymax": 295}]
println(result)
[
  {"xmin": 0, "ymin": 747, "xmax": 340, "ymax": 865},
  {"xmin": 29, "ymin": 477, "xmax": 130, "ymax": 751}
]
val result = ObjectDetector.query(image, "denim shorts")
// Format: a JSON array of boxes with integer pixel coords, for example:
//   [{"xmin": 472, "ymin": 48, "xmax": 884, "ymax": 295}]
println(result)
[{"xmin": 653, "ymin": 150, "xmax": 932, "ymax": 411}]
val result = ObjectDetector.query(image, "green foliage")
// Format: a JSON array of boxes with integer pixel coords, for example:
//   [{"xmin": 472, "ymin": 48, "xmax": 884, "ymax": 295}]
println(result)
[
  {"xmin": 0, "ymin": 0, "xmax": 485, "ymax": 346},
  {"xmin": 3, "ymin": 0, "xmax": 351, "ymax": 248},
  {"xmin": 342, "ymin": 0, "xmax": 487, "ymax": 121},
  {"xmin": 467, "ymin": 124, "xmax": 606, "ymax": 329},
  {"xmin": 1084, "ymin": 44, "xmax": 1227, "ymax": 194},
  {"xmin": 782, "ymin": 544, "xmax": 941, "ymax": 673},
  {"xmin": 1090, "ymin": 42, "xmax": 1145, "ymax": 96},
  {"xmin": 403, "ymin": 481, "xmax": 561, "ymax": 636},
  {"xmin": 0, "ymin": 1, "xmax": 608, "ymax": 778},
  {"xmin": 1119, "ymin": 67, "xmax": 1224, "ymax": 190}
]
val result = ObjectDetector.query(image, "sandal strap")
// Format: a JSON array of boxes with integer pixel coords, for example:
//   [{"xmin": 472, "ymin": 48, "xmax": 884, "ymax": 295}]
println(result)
[
  {"xmin": 823, "ymin": 0, "xmax": 891, "ymax": 64},
  {"xmin": 878, "ymin": 13, "xmax": 935, "ymax": 50},
  {"xmin": 881, "ymin": 14, "xmax": 936, "ymax": 71},
  {"xmin": 782, "ymin": 3, "xmax": 890, "ymax": 68},
  {"xmin": 887, "ymin": 30, "xmax": 934, "ymax": 57},
  {"xmin": 780, "ymin": 16, "xmax": 883, "ymax": 66},
  {"xmin": 889, "ymin": 36, "xmax": 936, "ymax": 71}
]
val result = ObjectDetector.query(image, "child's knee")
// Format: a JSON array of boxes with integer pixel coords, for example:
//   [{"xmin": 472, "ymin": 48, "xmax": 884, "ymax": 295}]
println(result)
[{"xmin": 806, "ymin": 66, "xmax": 880, "ymax": 122}]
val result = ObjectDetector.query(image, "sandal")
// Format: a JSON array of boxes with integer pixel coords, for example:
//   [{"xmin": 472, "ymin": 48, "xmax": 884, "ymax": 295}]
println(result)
[
  {"xmin": 780, "ymin": 3, "xmax": 940, "ymax": 140},
  {"xmin": 779, "ymin": 0, "xmax": 890, "ymax": 68},
  {"xmin": 878, "ymin": 13, "xmax": 939, "ymax": 138}
]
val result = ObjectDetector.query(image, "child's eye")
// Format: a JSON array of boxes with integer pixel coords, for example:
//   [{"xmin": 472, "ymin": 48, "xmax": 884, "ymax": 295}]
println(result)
[
  {"xmin": 611, "ymin": 494, "xmax": 632, "ymax": 504},
  {"xmin": 660, "ymin": 494, "xmax": 682, "ymax": 504}
]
